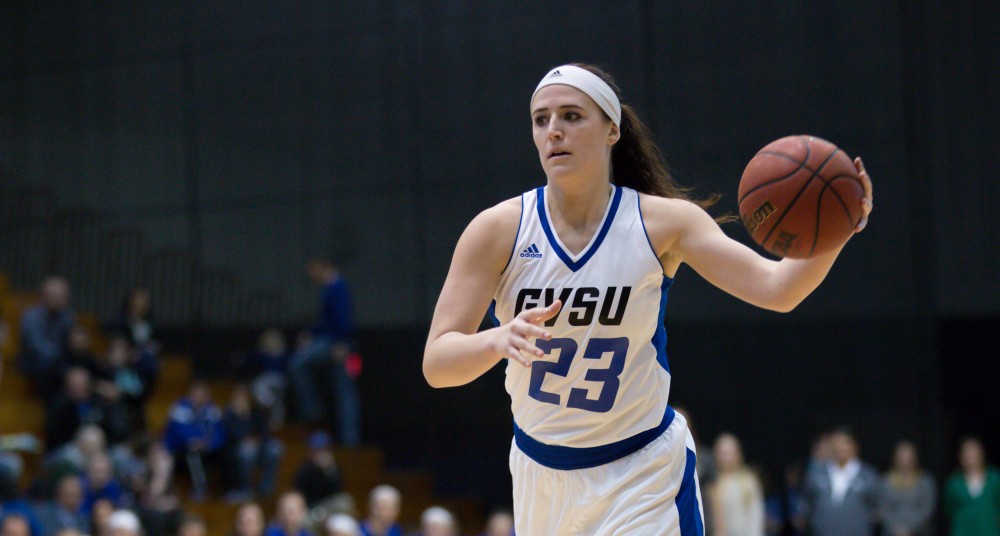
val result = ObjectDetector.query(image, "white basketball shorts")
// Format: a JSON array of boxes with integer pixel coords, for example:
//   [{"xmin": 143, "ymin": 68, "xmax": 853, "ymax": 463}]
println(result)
[{"xmin": 509, "ymin": 411, "xmax": 704, "ymax": 535}]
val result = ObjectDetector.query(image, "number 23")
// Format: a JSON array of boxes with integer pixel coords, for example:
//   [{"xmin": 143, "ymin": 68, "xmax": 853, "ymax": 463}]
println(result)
[{"xmin": 527, "ymin": 337, "xmax": 628, "ymax": 413}]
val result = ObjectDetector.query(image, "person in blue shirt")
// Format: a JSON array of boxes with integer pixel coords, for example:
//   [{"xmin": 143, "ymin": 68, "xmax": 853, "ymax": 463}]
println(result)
[
  {"xmin": 288, "ymin": 258, "xmax": 361, "ymax": 447},
  {"xmin": 163, "ymin": 380, "xmax": 225, "ymax": 500}
]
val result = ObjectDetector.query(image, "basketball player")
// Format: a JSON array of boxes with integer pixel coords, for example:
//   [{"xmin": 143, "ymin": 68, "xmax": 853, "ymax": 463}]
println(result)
[{"xmin": 423, "ymin": 64, "xmax": 873, "ymax": 535}]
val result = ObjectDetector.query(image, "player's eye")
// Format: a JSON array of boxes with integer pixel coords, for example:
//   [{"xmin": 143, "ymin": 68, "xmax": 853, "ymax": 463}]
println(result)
[
  {"xmin": 534, "ymin": 115, "xmax": 548, "ymax": 127},
  {"xmin": 564, "ymin": 111, "xmax": 581, "ymax": 121}
]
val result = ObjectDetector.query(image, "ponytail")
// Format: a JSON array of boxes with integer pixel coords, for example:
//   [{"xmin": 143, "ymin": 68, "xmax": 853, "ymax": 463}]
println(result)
[{"xmin": 573, "ymin": 63, "xmax": 731, "ymax": 219}]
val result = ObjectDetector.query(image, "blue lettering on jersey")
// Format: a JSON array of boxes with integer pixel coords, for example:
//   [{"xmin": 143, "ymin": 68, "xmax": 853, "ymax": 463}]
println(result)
[
  {"xmin": 528, "ymin": 336, "xmax": 630, "ymax": 413},
  {"xmin": 514, "ymin": 287, "xmax": 631, "ymax": 327}
]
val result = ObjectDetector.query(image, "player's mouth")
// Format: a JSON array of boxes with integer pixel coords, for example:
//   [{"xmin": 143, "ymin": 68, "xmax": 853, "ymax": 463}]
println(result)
[{"xmin": 548, "ymin": 149, "xmax": 571, "ymax": 160}]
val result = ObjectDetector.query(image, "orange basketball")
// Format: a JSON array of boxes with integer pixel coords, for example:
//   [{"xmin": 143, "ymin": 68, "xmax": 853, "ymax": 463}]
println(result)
[{"xmin": 738, "ymin": 135, "xmax": 864, "ymax": 259}]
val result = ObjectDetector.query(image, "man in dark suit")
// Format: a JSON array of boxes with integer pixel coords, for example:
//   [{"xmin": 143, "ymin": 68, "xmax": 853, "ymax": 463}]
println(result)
[{"xmin": 804, "ymin": 427, "xmax": 880, "ymax": 536}]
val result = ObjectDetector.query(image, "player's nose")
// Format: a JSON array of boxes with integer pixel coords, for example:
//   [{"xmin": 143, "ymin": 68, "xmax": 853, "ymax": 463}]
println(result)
[{"xmin": 546, "ymin": 121, "xmax": 563, "ymax": 140}]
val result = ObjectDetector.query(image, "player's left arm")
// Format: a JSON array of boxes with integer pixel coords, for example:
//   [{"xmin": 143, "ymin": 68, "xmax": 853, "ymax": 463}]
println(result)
[{"xmin": 647, "ymin": 158, "xmax": 873, "ymax": 312}]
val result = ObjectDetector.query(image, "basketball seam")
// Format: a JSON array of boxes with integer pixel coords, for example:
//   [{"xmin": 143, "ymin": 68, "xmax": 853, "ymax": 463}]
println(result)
[
  {"xmin": 737, "ymin": 154, "xmax": 810, "ymax": 205},
  {"xmin": 738, "ymin": 138, "xmax": 813, "ymax": 206},
  {"xmin": 760, "ymin": 148, "xmax": 841, "ymax": 254},
  {"xmin": 809, "ymin": 174, "xmax": 864, "ymax": 257}
]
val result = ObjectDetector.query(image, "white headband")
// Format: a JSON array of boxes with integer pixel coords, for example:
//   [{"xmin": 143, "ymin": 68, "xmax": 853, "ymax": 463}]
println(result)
[{"xmin": 532, "ymin": 65, "xmax": 622, "ymax": 127}]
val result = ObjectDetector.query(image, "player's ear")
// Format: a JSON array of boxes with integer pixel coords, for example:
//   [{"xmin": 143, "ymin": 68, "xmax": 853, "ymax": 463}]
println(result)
[{"xmin": 608, "ymin": 123, "xmax": 621, "ymax": 146}]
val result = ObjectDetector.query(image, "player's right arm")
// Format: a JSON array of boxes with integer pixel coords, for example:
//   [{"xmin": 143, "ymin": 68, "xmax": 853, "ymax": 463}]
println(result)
[{"xmin": 423, "ymin": 198, "xmax": 560, "ymax": 388}]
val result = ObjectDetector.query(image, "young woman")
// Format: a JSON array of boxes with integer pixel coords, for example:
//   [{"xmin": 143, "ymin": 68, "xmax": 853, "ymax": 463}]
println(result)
[
  {"xmin": 710, "ymin": 433, "xmax": 765, "ymax": 536},
  {"xmin": 423, "ymin": 63, "xmax": 873, "ymax": 535},
  {"xmin": 944, "ymin": 437, "xmax": 1000, "ymax": 536}
]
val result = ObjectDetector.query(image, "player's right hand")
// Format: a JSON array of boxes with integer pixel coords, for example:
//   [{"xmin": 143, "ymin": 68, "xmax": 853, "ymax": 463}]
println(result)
[{"xmin": 492, "ymin": 300, "xmax": 562, "ymax": 367}]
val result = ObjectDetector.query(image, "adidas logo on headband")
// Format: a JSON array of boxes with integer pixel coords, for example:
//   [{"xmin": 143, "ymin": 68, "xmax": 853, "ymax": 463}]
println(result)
[{"xmin": 549, "ymin": 70, "xmax": 562, "ymax": 78}]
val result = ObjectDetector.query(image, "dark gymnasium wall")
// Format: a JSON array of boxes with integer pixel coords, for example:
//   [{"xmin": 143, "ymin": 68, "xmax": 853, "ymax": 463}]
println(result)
[{"xmin": 2, "ymin": 1, "xmax": 998, "ymax": 511}]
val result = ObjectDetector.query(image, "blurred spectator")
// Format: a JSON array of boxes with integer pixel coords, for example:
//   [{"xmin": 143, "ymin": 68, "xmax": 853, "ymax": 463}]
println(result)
[
  {"xmin": 293, "ymin": 432, "xmax": 342, "ymax": 508},
  {"xmin": 93, "ymin": 334, "xmax": 155, "ymax": 441},
  {"xmin": 248, "ymin": 328, "xmax": 291, "ymax": 430},
  {"xmin": 764, "ymin": 461, "xmax": 807, "ymax": 536},
  {"xmin": 710, "ymin": 432, "xmax": 764, "ymax": 536},
  {"xmin": 807, "ymin": 432, "xmax": 833, "ymax": 474},
  {"xmin": 34, "ymin": 474, "xmax": 89, "ymax": 535},
  {"xmin": 18, "ymin": 276, "xmax": 75, "ymax": 396},
  {"xmin": 804, "ymin": 427, "xmax": 879, "ymax": 536},
  {"xmin": 55, "ymin": 529, "xmax": 83, "ymax": 536},
  {"xmin": 0, "ymin": 475, "xmax": 44, "ymax": 536},
  {"xmin": 107, "ymin": 509, "xmax": 142, "ymax": 536},
  {"xmin": 265, "ymin": 491, "xmax": 311, "ymax": 536},
  {"xmin": 106, "ymin": 288, "xmax": 160, "ymax": 396},
  {"xmin": 178, "ymin": 514, "xmax": 208, "ymax": 536},
  {"xmin": 480, "ymin": 510, "xmax": 513, "ymax": 536},
  {"xmin": 109, "ymin": 288, "xmax": 160, "ymax": 354},
  {"xmin": 90, "ymin": 498, "xmax": 115, "ymax": 536},
  {"xmin": 223, "ymin": 384, "xmax": 283, "ymax": 502},
  {"xmin": 288, "ymin": 258, "xmax": 361, "ymax": 446},
  {"xmin": 0, "ymin": 514, "xmax": 30, "ymax": 536},
  {"xmin": 53, "ymin": 324, "xmax": 101, "ymax": 387},
  {"xmin": 163, "ymin": 380, "xmax": 225, "ymax": 500},
  {"xmin": 414, "ymin": 506, "xmax": 455, "ymax": 536},
  {"xmin": 944, "ymin": 436, "xmax": 1000, "ymax": 536},
  {"xmin": 0, "ymin": 452, "xmax": 23, "ymax": 497},
  {"xmin": 360, "ymin": 485, "xmax": 402, "ymax": 536},
  {"xmin": 232, "ymin": 502, "xmax": 266, "ymax": 536},
  {"xmin": 132, "ymin": 441, "xmax": 182, "ymax": 536},
  {"xmin": 879, "ymin": 440, "xmax": 936, "ymax": 536},
  {"xmin": 82, "ymin": 452, "xmax": 126, "ymax": 514},
  {"xmin": 45, "ymin": 367, "xmax": 109, "ymax": 453},
  {"xmin": 325, "ymin": 514, "xmax": 360, "ymax": 536},
  {"xmin": 45, "ymin": 425, "xmax": 107, "ymax": 477}
]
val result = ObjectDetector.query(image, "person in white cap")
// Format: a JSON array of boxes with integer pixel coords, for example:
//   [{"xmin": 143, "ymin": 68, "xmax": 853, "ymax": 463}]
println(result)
[
  {"xmin": 417, "ymin": 507, "xmax": 455, "ymax": 536},
  {"xmin": 423, "ymin": 63, "xmax": 875, "ymax": 536},
  {"xmin": 324, "ymin": 514, "xmax": 360, "ymax": 536},
  {"xmin": 107, "ymin": 509, "xmax": 142, "ymax": 536}
]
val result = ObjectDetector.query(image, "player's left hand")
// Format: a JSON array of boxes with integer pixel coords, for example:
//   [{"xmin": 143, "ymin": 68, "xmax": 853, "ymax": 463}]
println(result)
[{"xmin": 854, "ymin": 157, "xmax": 873, "ymax": 233}]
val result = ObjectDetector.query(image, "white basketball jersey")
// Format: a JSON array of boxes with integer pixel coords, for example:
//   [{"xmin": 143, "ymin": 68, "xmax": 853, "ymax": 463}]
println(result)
[{"xmin": 491, "ymin": 185, "xmax": 675, "ymax": 469}]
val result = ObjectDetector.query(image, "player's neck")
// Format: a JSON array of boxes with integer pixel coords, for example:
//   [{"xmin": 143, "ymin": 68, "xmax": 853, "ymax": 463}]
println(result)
[{"xmin": 545, "ymin": 178, "xmax": 613, "ymax": 230}]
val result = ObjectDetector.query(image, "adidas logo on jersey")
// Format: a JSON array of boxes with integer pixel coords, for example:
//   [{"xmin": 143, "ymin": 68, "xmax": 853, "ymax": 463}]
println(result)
[{"xmin": 520, "ymin": 244, "xmax": 543, "ymax": 259}]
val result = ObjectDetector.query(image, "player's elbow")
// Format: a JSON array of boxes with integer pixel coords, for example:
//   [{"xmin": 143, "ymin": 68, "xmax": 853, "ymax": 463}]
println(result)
[
  {"xmin": 765, "ymin": 295, "xmax": 803, "ymax": 313},
  {"xmin": 422, "ymin": 355, "xmax": 452, "ymax": 389},
  {"xmin": 769, "ymin": 302, "xmax": 797, "ymax": 313}
]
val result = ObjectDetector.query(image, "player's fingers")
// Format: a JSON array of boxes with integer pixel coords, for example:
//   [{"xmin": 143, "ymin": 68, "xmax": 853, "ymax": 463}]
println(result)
[
  {"xmin": 527, "ymin": 299, "xmax": 563, "ymax": 324},
  {"xmin": 511, "ymin": 321, "xmax": 552, "ymax": 341},
  {"xmin": 511, "ymin": 335, "xmax": 543, "ymax": 358},
  {"xmin": 505, "ymin": 344, "xmax": 530, "ymax": 367},
  {"xmin": 855, "ymin": 157, "xmax": 874, "ymax": 200},
  {"xmin": 855, "ymin": 210, "xmax": 869, "ymax": 233}
]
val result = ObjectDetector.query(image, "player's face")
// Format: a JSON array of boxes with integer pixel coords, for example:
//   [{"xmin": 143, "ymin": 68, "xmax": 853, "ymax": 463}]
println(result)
[{"xmin": 531, "ymin": 84, "xmax": 619, "ymax": 183}]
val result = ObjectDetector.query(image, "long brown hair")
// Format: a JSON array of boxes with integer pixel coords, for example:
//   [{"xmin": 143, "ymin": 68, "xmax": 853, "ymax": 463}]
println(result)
[{"xmin": 573, "ymin": 63, "xmax": 726, "ymax": 216}]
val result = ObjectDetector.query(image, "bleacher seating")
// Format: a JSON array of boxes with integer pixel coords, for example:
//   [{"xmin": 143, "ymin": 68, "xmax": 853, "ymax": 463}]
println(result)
[{"xmin": 0, "ymin": 272, "xmax": 484, "ymax": 534}]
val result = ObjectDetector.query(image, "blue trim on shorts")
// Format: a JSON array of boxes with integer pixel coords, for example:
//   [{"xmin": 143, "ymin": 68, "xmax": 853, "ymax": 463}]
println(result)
[
  {"xmin": 513, "ymin": 405, "xmax": 676, "ymax": 470},
  {"xmin": 676, "ymin": 447, "xmax": 704, "ymax": 536}
]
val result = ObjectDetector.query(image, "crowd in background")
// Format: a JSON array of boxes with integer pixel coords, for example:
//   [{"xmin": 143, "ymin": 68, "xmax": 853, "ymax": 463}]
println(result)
[
  {"xmin": 0, "ymin": 270, "xmax": 518, "ymax": 535},
  {"xmin": 684, "ymin": 413, "xmax": 1000, "ymax": 536},
  {"xmin": 1, "ymin": 274, "xmax": 998, "ymax": 535}
]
